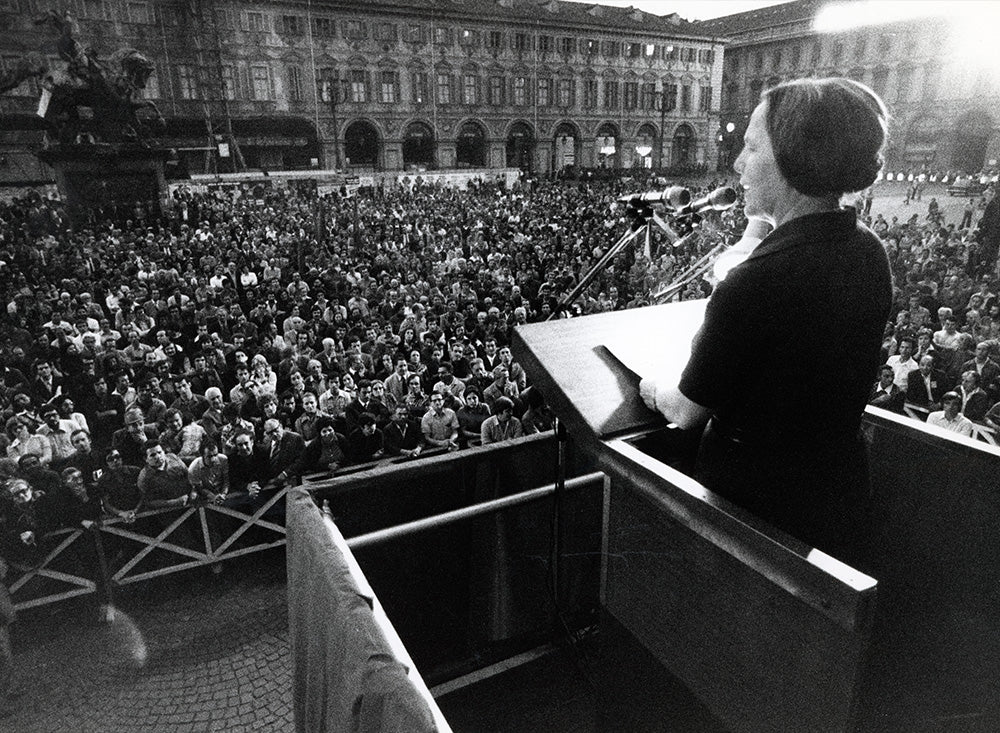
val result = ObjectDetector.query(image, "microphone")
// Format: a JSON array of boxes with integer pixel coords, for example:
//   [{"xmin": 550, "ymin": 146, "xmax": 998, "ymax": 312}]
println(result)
[
  {"xmin": 679, "ymin": 187, "xmax": 738, "ymax": 216},
  {"xmin": 618, "ymin": 186, "xmax": 691, "ymax": 209}
]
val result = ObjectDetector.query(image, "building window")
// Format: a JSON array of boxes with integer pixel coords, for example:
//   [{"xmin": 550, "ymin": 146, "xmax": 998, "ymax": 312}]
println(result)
[
  {"xmin": 536, "ymin": 77, "xmax": 550, "ymax": 106},
  {"xmin": 141, "ymin": 67, "xmax": 160, "ymax": 98},
  {"xmin": 489, "ymin": 75, "xmax": 504, "ymax": 105},
  {"xmin": 585, "ymin": 39, "xmax": 599, "ymax": 56},
  {"xmin": 246, "ymin": 12, "xmax": 266, "ymax": 32},
  {"xmin": 682, "ymin": 47, "xmax": 697, "ymax": 63},
  {"xmin": 350, "ymin": 69, "xmax": 368, "ymax": 103},
  {"xmin": 640, "ymin": 82, "xmax": 655, "ymax": 110},
  {"xmin": 488, "ymin": 31, "xmax": 503, "ymax": 50},
  {"xmin": 628, "ymin": 43, "xmax": 642, "ymax": 59},
  {"xmin": 539, "ymin": 35, "xmax": 553, "ymax": 53},
  {"xmin": 560, "ymin": 37, "xmax": 575, "ymax": 55},
  {"xmin": 754, "ymin": 51, "xmax": 763, "ymax": 71},
  {"xmin": 380, "ymin": 70, "xmax": 398, "ymax": 103},
  {"xmin": 725, "ymin": 82, "xmax": 739, "ymax": 109},
  {"xmin": 221, "ymin": 64, "xmax": 237, "ymax": 100},
  {"xmin": 699, "ymin": 85, "xmax": 712, "ymax": 111},
  {"xmin": 871, "ymin": 67, "xmax": 889, "ymax": 99},
  {"xmin": 877, "ymin": 35, "xmax": 893, "ymax": 58},
  {"xmin": 624, "ymin": 81, "xmax": 638, "ymax": 109},
  {"xmin": 406, "ymin": 24, "xmax": 425, "ymax": 44},
  {"xmin": 921, "ymin": 64, "xmax": 938, "ymax": 102},
  {"xmin": 513, "ymin": 76, "xmax": 528, "ymax": 106},
  {"xmin": 584, "ymin": 78, "xmax": 598, "ymax": 108},
  {"xmin": 312, "ymin": 17, "xmax": 335, "ymax": 38},
  {"xmin": 78, "ymin": 0, "xmax": 107, "ymax": 19},
  {"xmin": 680, "ymin": 84, "xmax": 691, "ymax": 111},
  {"xmin": 664, "ymin": 45, "xmax": 678, "ymax": 61},
  {"xmin": 557, "ymin": 78, "xmax": 573, "ymax": 107},
  {"xmin": 459, "ymin": 28, "xmax": 479, "ymax": 47},
  {"xmin": 603, "ymin": 40, "xmax": 621, "ymax": 58},
  {"xmin": 698, "ymin": 48, "xmax": 714, "ymax": 64},
  {"xmin": 514, "ymin": 33, "xmax": 529, "ymax": 52},
  {"xmin": 177, "ymin": 64, "xmax": 198, "ymax": 99},
  {"xmin": 855, "ymin": 37, "xmax": 867, "ymax": 61},
  {"xmin": 810, "ymin": 42, "xmax": 822, "ymax": 66},
  {"xmin": 280, "ymin": 15, "xmax": 303, "ymax": 36},
  {"xmin": 251, "ymin": 65, "xmax": 271, "ymax": 100},
  {"xmin": 214, "ymin": 8, "xmax": 235, "ymax": 29},
  {"xmin": 790, "ymin": 45, "xmax": 801, "ymax": 69},
  {"xmin": 436, "ymin": 72, "xmax": 452, "ymax": 104},
  {"xmin": 463, "ymin": 73, "xmax": 478, "ymax": 105},
  {"xmin": 375, "ymin": 23, "xmax": 398, "ymax": 42},
  {"xmin": 412, "ymin": 72, "xmax": 428, "ymax": 104},
  {"xmin": 831, "ymin": 41, "xmax": 844, "ymax": 66},
  {"xmin": 345, "ymin": 20, "xmax": 367, "ymax": 40},
  {"xmin": 603, "ymin": 80, "xmax": 619, "ymax": 109},
  {"xmin": 773, "ymin": 50, "xmax": 782, "ymax": 70},
  {"xmin": 434, "ymin": 26, "xmax": 452, "ymax": 45},
  {"xmin": 287, "ymin": 65, "xmax": 303, "ymax": 101},
  {"xmin": 664, "ymin": 83, "xmax": 677, "ymax": 111},
  {"xmin": 126, "ymin": 2, "xmax": 150, "ymax": 23}
]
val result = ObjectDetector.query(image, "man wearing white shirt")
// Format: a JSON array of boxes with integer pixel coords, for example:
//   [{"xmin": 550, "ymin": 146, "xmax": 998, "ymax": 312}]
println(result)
[
  {"xmin": 926, "ymin": 392, "xmax": 974, "ymax": 437},
  {"xmin": 886, "ymin": 338, "xmax": 918, "ymax": 390},
  {"xmin": 932, "ymin": 315, "xmax": 963, "ymax": 351}
]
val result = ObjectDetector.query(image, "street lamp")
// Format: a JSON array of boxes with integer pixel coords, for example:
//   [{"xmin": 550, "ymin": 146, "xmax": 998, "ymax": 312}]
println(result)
[
  {"xmin": 320, "ymin": 74, "xmax": 349, "ymax": 170},
  {"xmin": 654, "ymin": 90, "xmax": 668, "ymax": 170}
]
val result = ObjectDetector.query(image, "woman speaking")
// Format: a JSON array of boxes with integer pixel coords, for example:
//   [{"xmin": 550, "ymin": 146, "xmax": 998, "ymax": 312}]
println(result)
[{"xmin": 640, "ymin": 78, "xmax": 892, "ymax": 567}]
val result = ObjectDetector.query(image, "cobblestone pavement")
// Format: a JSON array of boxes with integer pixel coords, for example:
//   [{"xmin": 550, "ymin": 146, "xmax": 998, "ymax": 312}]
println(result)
[{"xmin": 4, "ymin": 548, "xmax": 292, "ymax": 733}]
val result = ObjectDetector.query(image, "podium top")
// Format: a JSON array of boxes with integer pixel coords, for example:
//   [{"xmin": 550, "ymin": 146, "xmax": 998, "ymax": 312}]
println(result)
[{"xmin": 512, "ymin": 301, "xmax": 707, "ymax": 442}]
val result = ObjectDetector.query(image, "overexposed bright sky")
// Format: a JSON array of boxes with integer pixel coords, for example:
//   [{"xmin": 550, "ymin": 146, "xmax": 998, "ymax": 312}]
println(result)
[{"xmin": 561, "ymin": 0, "xmax": 797, "ymax": 22}]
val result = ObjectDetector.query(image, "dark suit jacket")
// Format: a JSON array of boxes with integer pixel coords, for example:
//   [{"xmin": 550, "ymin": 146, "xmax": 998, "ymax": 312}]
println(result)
[
  {"xmin": 963, "ymin": 390, "xmax": 992, "ymax": 423},
  {"xmin": 905, "ymin": 368, "xmax": 948, "ymax": 407},
  {"xmin": 961, "ymin": 358, "xmax": 1000, "ymax": 396},
  {"xmin": 265, "ymin": 430, "xmax": 305, "ymax": 481},
  {"xmin": 868, "ymin": 383, "xmax": 905, "ymax": 413},
  {"xmin": 228, "ymin": 448, "xmax": 269, "ymax": 493}
]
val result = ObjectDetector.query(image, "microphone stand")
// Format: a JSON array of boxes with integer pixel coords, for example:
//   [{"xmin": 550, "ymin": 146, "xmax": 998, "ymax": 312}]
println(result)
[{"xmin": 547, "ymin": 217, "xmax": 651, "ymax": 321}]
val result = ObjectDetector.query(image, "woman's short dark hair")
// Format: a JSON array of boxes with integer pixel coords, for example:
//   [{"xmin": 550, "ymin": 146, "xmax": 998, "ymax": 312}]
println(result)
[{"xmin": 762, "ymin": 77, "xmax": 888, "ymax": 197}]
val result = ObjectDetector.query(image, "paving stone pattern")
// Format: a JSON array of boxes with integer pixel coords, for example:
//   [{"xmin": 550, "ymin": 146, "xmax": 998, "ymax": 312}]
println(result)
[{"xmin": 5, "ymin": 549, "xmax": 293, "ymax": 733}]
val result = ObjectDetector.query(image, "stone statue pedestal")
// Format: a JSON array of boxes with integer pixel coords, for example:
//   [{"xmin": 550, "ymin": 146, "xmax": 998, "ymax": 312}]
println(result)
[{"xmin": 37, "ymin": 143, "xmax": 169, "ymax": 222}]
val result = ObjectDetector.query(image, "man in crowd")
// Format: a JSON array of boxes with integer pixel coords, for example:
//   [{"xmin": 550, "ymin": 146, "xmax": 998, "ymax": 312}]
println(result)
[
  {"xmin": 905, "ymin": 354, "xmax": 948, "ymax": 410},
  {"xmin": 480, "ymin": 396, "xmax": 523, "ymax": 445},
  {"xmin": 869, "ymin": 364, "xmax": 905, "ymax": 413},
  {"xmin": 137, "ymin": 440, "xmax": 197, "ymax": 510},
  {"xmin": 926, "ymin": 392, "xmax": 974, "ymax": 437},
  {"xmin": 887, "ymin": 338, "xmax": 919, "ymax": 391},
  {"xmin": 421, "ymin": 391, "xmax": 459, "ymax": 452}
]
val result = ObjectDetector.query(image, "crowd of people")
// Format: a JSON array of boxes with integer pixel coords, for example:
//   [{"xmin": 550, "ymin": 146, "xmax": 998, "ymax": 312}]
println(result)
[{"xmin": 0, "ymin": 169, "xmax": 996, "ymax": 556}]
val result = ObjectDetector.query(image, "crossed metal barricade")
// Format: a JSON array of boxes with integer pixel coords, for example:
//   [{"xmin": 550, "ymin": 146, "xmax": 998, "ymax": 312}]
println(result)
[
  {"xmin": 902, "ymin": 401, "xmax": 998, "ymax": 445},
  {"xmin": 7, "ymin": 487, "xmax": 289, "ymax": 613}
]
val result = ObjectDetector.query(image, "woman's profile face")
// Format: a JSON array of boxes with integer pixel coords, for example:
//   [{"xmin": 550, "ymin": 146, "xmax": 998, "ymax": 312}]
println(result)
[{"xmin": 734, "ymin": 101, "xmax": 787, "ymax": 224}]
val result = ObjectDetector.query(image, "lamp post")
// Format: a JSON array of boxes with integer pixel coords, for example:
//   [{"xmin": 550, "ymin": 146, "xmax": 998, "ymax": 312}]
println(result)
[
  {"xmin": 320, "ymin": 75, "xmax": 348, "ymax": 171},
  {"xmin": 655, "ymin": 90, "xmax": 668, "ymax": 170}
]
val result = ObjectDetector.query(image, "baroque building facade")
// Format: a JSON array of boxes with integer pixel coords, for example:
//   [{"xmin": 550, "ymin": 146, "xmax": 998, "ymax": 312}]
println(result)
[
  {"xmin": 0, "ymin": 0, "xmax": 725, "ymax": 182},
  {"xmin": 697, "ymin": 0, "xmax": 1000, "ymax": 176}
]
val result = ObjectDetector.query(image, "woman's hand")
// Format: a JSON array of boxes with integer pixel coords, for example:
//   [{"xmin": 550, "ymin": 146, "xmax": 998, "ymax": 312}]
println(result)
[{"xmin": 639, "ymin": 377, "xmax": 658, "ymax": 412}]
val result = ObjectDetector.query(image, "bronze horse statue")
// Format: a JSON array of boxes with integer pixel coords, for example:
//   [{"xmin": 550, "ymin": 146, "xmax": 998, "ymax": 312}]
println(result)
[
  {"xmin": 40, "ymin": 46, "xmax": 166, "ymax": 145},
  {"xmin": 6, "ymin": 10, "xmax": 167, "ymax": 145}
]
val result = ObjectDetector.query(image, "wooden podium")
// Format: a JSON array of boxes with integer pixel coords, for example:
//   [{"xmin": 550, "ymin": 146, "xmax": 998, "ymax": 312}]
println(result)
[{"xmin": 513, "ymin": 303, "xmax": 877, "ymax": 733}]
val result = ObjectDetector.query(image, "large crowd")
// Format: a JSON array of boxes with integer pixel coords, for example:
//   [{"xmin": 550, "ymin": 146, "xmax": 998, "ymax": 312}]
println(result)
[{"xmin": 0, "ymin": 171, "xmax": 997, "ymax": 556}]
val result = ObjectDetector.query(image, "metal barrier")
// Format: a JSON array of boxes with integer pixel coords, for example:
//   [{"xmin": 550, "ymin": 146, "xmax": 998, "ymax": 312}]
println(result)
[
  {"xmin": 8, "ymin": 525, "xmax": 102, "ymax": 611},
  {"xmin": 8, "ymin": 488, "xmax": 289, "ymax": 613},
  {"xmin": 8, "ymin": 432, "xmax": 595, "ymax": 620},
  {"xmin": 902, "ymin": 401, "xmax": 998, "ymax": 446}
]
